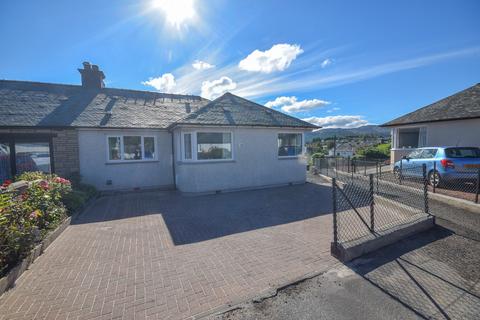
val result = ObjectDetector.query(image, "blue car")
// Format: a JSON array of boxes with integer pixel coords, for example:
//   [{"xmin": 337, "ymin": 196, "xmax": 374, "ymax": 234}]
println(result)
[{"xmin": 393, "ymin": 147, "xmax": 480, "ymax": 187}]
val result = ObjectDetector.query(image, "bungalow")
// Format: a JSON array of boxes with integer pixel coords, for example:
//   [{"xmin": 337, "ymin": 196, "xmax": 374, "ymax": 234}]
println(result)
[
  {"xmin": 381, "ymin": 83, "xmax": 480, "ymax": 163},
  {"xmin": 0, "ymin": 62, "xmax": 317, "ymax": 193}
]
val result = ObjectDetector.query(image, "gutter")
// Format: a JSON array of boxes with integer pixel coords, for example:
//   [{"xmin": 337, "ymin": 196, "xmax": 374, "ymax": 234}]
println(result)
[{"xmin": 380, "ymin": 115, "xmax": 480, "ymax": 128}]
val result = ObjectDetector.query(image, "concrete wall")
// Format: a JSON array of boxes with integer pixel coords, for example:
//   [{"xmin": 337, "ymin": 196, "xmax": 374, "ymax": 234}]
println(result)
[
  {"xmin": 173, "ymin": 127, "xmax": 308, "ymax": 193},
  {"xmin": 0, "ymin": 128, "xmax": 79, "ymax": 178},
  {"xmin": 390, "ymin": 118, "xmax": 480, "ymax": 163},
  {"xmin": 78, "ymin": 129, "xmax": 174, "ymax": 191}
]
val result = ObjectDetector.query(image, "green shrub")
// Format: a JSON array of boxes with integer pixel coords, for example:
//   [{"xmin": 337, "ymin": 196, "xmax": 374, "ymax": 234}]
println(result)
[
  {"xmin": 62, "ymin": 190, "xmax": 89, "ymax": 213},
  {"xmin": 0, "ymin": 172, "xmax": 73, "ymax": 276}
]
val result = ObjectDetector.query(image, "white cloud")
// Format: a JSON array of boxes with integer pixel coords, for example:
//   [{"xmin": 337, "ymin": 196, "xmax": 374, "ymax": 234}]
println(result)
[
  {"xmin": 326, "ymin": 107, "xmax": 340, "ymax": 113},
  {"xmin": 238, "ymin": 43, "xmax": 304, "ymax": 73},
  {"xmin": 265, "ymin": 96, "xmax": 330, "ymax": 113},
  {"xmin": 321, "ymin": 58, "xmax": 332, "ymax": 68},
  {"xmin": 302, "ymin": 115, "xmax": 370, "ymax": 129},
  {"xmin": 142, "ymin": 73, "xmax": 176, "ymax": 92},
  {"xmin": 192, "ymin": 60, "xmax": 215, "ymax": 70},
  {"xmin": 201, "ymin": 76, "xmax": 237, "ymax": 100}
]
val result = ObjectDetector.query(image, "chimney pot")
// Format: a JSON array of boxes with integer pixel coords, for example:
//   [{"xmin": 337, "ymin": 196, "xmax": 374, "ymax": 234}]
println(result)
[{"xmin": 78, "ymin": 62, "xmax": 105, "ymax": 89}]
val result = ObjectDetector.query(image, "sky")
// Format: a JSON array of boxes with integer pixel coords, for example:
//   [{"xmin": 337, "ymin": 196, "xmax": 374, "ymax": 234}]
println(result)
[{"xmin": 1, "ymin": 0, "xmax": 479, "ymax": 128}]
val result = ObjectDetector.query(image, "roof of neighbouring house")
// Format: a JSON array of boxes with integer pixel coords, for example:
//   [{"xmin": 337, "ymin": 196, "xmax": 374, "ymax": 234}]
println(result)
[
  {"xmin": 381, "ymin": 83, "xmax": 480, "ymax": 127},
  {"xmin": 0, "ymin": 80, "xmax": 317, "ymax": 130},
  {"xmin": 0, "ymin": 80, "xmax": 208, "ymax": 129},
  {"xmin": 171, "ymin": 92, "xmax": 318, "ymax": 129}
]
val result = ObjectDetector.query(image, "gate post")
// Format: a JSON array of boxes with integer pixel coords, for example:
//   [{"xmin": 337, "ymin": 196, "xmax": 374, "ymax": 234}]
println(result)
[
  {"xmin": 422, "ymin": 164, "xmax": 429, "ymax": 214},
  {"xmin": 475, "ymin": 168, "xmax": 480, "ymax": 204},
  {"xmin": 332, "ymin": 178, "xmax": 338, "ymax": 246},
  {"xmin": 369, "ymin": 174, "xmax": 375, "ymax": 232}
]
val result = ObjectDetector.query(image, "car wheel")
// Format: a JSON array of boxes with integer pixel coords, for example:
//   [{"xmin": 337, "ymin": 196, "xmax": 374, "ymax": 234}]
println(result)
[
  {"xmin": 428, "ymin": 170, "xmax": 442, "ymax": 188},
  {"xmin": 393, "ymin": 166, "xmax": 401, "ymax": 180}
]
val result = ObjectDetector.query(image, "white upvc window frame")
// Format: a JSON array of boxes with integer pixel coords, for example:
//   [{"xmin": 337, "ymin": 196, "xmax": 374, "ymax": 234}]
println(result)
[
  {"xmin": 277, "ymin": 132, "xmax": 304, "ymax": 158},
  {"xmin": 106, "ymin": 135, "xmax": 157, "ymax": 163},
  {"xmin": 181, "ymin": 130, "xmax": 234, "ymax": 162}
]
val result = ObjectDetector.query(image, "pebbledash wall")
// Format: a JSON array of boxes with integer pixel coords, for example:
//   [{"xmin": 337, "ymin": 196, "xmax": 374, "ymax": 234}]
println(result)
[
  {"xmin": 173, "ymin": 127, "xmax": 308, "ymax": 193},
  {"xmin": 0, "ymin": 128, "xmax": 79, "ymax": 178},
  {"xmin": 77, "ymin": 129, "xmax": 174, "ymax": 191}
]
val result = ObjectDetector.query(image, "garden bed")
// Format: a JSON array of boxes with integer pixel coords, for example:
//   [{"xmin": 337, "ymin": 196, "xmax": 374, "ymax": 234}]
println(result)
[{"xmin": 0, "ymin": 172, "xmax": 97, "ymax": 295}]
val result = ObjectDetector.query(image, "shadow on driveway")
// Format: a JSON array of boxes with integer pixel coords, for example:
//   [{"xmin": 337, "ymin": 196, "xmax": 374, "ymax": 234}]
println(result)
[
  {"xmin": 72, "ymin": 182, "xmax": 334, "ymax": 245},
  {"xmin": 350, "ymin": 227, "xmax": 480, "ymax": 320}
]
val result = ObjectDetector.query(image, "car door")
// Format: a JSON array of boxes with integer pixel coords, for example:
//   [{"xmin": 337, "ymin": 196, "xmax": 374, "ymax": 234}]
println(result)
[{"xmin": 402, "ymin": 149, "xmax": 421, "ymax": 173}]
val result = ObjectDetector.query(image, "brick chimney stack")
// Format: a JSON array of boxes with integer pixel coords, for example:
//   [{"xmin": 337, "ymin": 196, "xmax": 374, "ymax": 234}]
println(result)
[{"xmin": 78, "ymin": 62, "xmax": 105, "ymax": 89}]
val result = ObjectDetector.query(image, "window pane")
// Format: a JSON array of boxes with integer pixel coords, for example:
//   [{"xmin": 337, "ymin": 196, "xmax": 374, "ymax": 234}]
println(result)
[
  {"xmin": 108, "ymin": 137, "xmax": 121, "ymax": 160},
  {"xmin": 278, "ymin": 133, "xmax": 302, "ymax": 156},
  {"xmin": 184, "ymin": 133, "xmax": 192, "ymax": 160},
  {"xmin": 0, "ymin": 142, "xmax": 12, "ymax": 183},
  {"xmin": 144, "ymin": 137, "xmax": 155, "ymax": 160},
  {"xmin": 123, "ymin": 136, "xmax": 142, "ymax": 160},
  {"xmin": 15, "ymin": 142, "xmax": 51, "ymax": 174},
  {"xmin": 445, "ymin": 147, "xmax": 480, "ymax": 158},
  {"xmin": 197, "ymin": 132, "xmax": 232, "ymax": 160},
  {"xmin": 398, "ymin": 128, "xmax": 419, "ymax": 148}
]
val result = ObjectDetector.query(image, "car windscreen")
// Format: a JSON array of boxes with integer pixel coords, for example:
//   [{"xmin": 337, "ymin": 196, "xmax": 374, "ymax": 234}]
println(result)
[{"xmin": 445, "ymin": 147, "xmax": 480, "ymax": 158}]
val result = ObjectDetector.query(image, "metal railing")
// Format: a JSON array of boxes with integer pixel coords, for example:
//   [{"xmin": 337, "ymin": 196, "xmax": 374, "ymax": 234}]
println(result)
[
  {"xmin": 317, "ymin": 159, "xmax": 431, "ymax": 249},
  {"xmin": 314, "ymin": 157, "xmax": 480, "ymax": 204}
]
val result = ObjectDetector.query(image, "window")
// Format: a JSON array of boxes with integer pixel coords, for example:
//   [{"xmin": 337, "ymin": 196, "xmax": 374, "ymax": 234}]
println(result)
[
  {"xmin": 278, "ymin": 133, "xmax": 302, "ymax": 157},
  {"xmin": 397, "ymin": 127, "xmax": 427, "ymax": 149},
  {"xmin": 15, "ymin": 142, "xmax": 51, "ymax": 174},
  {"xmin": 197, "ymin": 132, "xmax": 232, "ymax": 160},
  {"xmin": 445, "ymin": 147, "xmax": 480, "ymax": 158},
  {"xmin": 108, "ymin": 137, "xmax": 121, "ymax": 160},
  {"xmin": 0, "ymin": 137, "xmax": 54, "ymax": 184},
  {"xmin": 0, "ymin": 142, "xmax": 12, "ymax": 182},
  {"xmin": 183, "ymin": 133, "xmax": 192, "ymax": 160},
  {"xmin": 421, "ymin": 149, "xmax": 437, "ymax": 159},
  {"xmin": 107, "ymin": 136, "xmax": 156, "ymax": 162},
  {"xmin": 144, "ymin": 137, "xmax": 155, "ymax": 160},
  {"xmin": 123, "ymin": 136, "xmax": 142, "ymax": 160},
  {"xmin": 181, "ymin": 131, "xmax": 233, "ymax": 161}
]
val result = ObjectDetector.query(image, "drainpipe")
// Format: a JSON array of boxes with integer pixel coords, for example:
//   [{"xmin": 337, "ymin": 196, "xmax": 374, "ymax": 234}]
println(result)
[{"xmin": 171, "ymin": 131, "xmax": 177, "ymax": 190}]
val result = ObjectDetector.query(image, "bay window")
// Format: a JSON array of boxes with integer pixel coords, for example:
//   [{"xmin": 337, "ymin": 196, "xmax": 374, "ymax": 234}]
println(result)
[
  {"xmin": 182, "ymin": 131, "xmax": 233, "ymax": 161},
  {"xmin": 107, "ymin": 135, "xmax": 156, "ymax": 162},
  {"xmin": 278, "ymin": 133, "xmax": 303, "ymax": 157}
]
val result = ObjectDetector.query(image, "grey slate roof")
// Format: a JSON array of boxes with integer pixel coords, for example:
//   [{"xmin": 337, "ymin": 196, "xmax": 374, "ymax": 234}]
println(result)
[
  {"xmin": 0, "ymin": 80, "xmax": 208, "ymax": 129},
  {"xmin": 172, "ymin": 92, "xmax": 318, "ymax": 129},
  {"xmin": 0, "ymin": 80, "xmax": 316, "ymax": 130},
  {"xmin": 382, "ymin": 83, "xmax": 480, "ymax": 127}
]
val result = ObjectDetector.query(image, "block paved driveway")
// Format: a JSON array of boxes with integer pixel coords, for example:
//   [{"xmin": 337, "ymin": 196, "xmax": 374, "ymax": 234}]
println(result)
[{"xmin": 0, "ymin": 183, "xmax": 337, "ymax": 320}]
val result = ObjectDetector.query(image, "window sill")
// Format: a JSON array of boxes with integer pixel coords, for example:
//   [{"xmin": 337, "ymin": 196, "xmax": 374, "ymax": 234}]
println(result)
[
  {"xmin": 178, "ymin": 159, "xmax": 236, "ymax": 165},
  {"xmin": 105, "ymin": 160, "xmax": 159, "ymax": 165},
  {"xmin": 278, "ymin": 156, "xmax": 302, "ymax": 160}
]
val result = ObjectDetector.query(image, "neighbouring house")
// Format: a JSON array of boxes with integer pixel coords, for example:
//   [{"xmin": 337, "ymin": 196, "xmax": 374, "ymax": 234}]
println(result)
[
  {"xmin": 328, "ymin": 142, "xmax": 356, "ymax": 158},
  {"xmin": 0, "ymin": 62, "xmax": 317, "ymax": 193},
  {"xmin": 381, "ymin": 83, "xmax": 480, "ymax": 163}
]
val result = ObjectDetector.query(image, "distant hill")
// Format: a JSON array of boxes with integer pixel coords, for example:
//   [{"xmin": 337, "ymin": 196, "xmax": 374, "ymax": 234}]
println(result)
[{"xmin": 305, "ymin": 125, "xmax": 390, "ymax": 142}]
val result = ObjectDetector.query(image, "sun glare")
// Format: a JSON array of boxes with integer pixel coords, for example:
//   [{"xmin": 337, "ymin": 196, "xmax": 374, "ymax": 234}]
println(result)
[{"xmin": 151, "ymin": 0, "xmax": 196, "ymax": 28}]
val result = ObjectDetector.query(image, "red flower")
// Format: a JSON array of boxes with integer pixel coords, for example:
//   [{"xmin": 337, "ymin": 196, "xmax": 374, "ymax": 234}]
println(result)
[
  {"xmin": 1, "ymin": 179, "xmax": 12, "ymax": 188},
  {"xmin": 39, "ymin": 180, "xmax": 50, "ymax": 190},
  {"xmin": 54, "ymin": 177, "xmax": 71, "ymax": 185}
]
